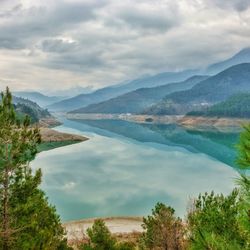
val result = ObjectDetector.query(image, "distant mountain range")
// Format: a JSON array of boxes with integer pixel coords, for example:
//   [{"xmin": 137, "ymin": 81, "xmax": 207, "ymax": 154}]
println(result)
[
  {"xmin": 206, "ymin": 47, "xmax": 250, "ymax": 75},
  {"xmin": 57, "ymin": 47, "xmax": 250, "ymax": 113},
  {"xmin": 13, "ymin": 47, "xmax": 250, "ymax": 118},
  {"xmin": 69, "ymin": 75, "xmax": 208, "ymax": 114},
  {"xmin": 143, "ymin": 63, "xmax": 250, "ymax": 115},
  {"xmin": 14, "ymin": 91, "xmax": 65, "ymax": 108},
  {"xmin": 48, "ymin": 69, "xmax": 199, "ymax": 111}
]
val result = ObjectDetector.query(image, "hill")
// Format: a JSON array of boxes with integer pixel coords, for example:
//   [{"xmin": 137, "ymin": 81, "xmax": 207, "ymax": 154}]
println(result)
[
  {"xmin": 187, "ymin": 93, "xmax": 250, "ymax": 118},
  {"xmin": 48, "ymin": 69, "xmax": 198, "ymax": 111},
  {"xmin": 14, "ymin": 91, "xmax": 65, "ymax": 107},
  {"xmin": 206, "ymin": 48, "xmax": 250, "ymax": 75},
  {"xmin": 69, "ymin": 75, "xmax": 208, "ymax": 114},
  {"xmin": 144, "ymin": 63, "xmax": 250, "ymax": 115},
  {"xmin": 12, "ymin": 96, "xmax": 52, "ymax": 123}
]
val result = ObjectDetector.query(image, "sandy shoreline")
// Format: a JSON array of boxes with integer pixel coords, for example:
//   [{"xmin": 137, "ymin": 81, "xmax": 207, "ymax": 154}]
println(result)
[
  {"xmin": 63, "ymin": 216, "xmax": 143, "ymax": 241},
  {"xmin": 40, "ymin": 127, "xmax": 88, "ymax": 143}
]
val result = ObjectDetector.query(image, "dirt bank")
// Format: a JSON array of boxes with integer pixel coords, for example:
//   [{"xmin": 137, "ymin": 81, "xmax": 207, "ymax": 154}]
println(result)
[
  {"xmin": 63, "ymin": 217, "xmax": 143, "ymax": 241},
  {"xmin": 179, "ymin": 116, "xmax": 250, "ymax": 130},
  {"xmin": 40, "ymin": 128, "xmax": 88, "ymax": 142}
]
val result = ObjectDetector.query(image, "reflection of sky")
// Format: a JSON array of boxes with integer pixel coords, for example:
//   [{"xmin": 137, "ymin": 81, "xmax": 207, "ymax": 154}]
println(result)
[{"xmin": 31, "ymin": 125, "xmax": 237, "ymax": 222}]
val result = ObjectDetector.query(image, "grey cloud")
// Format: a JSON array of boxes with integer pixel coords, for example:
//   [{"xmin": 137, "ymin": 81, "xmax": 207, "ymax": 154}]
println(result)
[
  {"xmin": 0, "ymin": 0, "xmax": 107, "ymax": 50},
  {"xmin": 40, "ymin": 39, "xmax": 78, "ymax": 53},
  {"xmin": 0, "ymin": 0, "xmax": 250, "ymax": 92},
  {"xmin": 118, "ymin": 8, "xmax": 178, "ymax": 32},
  {"xmin": 209, "ymin": 0, "xmax": 250, "ymax": 11},
  {"xmin": 41, "ymin": 49, "xmax": 107, "ymax": 73},
  {"xmin": 0, "ymin": 3, "xmax": 22, "ymax": 18},
  {"xmin": 102, "ymin": 2, "xmax": 180, "ymax": 34}
]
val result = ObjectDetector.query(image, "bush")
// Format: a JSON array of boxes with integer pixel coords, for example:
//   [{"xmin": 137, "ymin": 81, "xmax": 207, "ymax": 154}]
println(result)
[
  {"xmin": 187, "ymin": 189, "xmax": 249, "ymax": 250},
  {"xmin": 81, "ymin": 219, "xmax": 135, "ymax": 250},
  {"xmin": 139, "ymin": 202, "xmax": 186, "ymax": 249}
]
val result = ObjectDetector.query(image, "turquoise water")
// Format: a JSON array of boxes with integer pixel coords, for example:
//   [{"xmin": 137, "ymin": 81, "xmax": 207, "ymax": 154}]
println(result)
[{"xmin": 31, "ymin": 119, "xmax": 240, "ymax": 222}]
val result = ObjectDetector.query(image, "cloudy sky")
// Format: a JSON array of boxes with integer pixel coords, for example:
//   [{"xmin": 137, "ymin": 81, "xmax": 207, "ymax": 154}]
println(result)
[{"xmin": 0, "ymin": 0, "xmax": 250, "ymax": 94}]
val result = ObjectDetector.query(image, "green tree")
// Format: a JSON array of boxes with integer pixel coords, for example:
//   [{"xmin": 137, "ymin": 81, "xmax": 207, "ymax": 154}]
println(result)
[
  {"xmin": 0, "ymin": 88, "xmax": 68, "ymax": 249},
  {"xmin": 235, "ymin": 124, "xmax": 250, "ymax": 246},
  {"xmin": 139, "ymin": 202, "xmax": 185, "ymax": 250},
  {"xmin": 236, "ymin": 124, "xmax": 250, "ymax": 169},
  {"xmin": 82, "ymin": 219, "xmax": 116, "ymax": 250},
  {"xmin": 187, "ymin": 190, "xmax": 249, "ymax": 250},
  {"xmin": 81, "ymin": 219, "xmax": 135, "ymax": 250}
]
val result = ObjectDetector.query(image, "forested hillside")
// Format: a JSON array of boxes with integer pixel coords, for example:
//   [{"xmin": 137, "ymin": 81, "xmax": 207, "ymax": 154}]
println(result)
[
  {"xmin": 188, "ymin": 93, "xmax": 250, "ymax": 118},
  {"xmin": 12, "ymin": 96, "xmax": 51, "ymax": 123},
  {"xmin": 144, "ymin": 63, "xmax": 250, "ymax": 115}
]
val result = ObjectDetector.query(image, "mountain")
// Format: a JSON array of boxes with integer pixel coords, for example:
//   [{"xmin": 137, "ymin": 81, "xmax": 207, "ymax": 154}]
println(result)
[
  {"xmin": 12, "ymin": 96, "xmax": 52, "ymax": 123},
  {"xmin": 206, "ymin": 47, "xmax": 250, "ymax": 75},
  {"xmin": 144, "ymin": 63, "xmax": 250, "ymax": 115},
  {"xmin": 187, "ymin": 92, "xmax": 250, "ymax": 118},
  {"xmin": 48, "ymin": 69, "xmax": 199, "ymax": 111},
  {"xmin": 48, "ymin": 48, "xmax": 250, "ymax": 112},
  {"xmin": 48, "ymin": 85, "xmax": 94, "ymax": 97},
  {"xmin": 14, "ymin": 91, "xmax": 65, "ymax": 107},
  {"xmin": 69, "ymin": 75, "xmax": 208, "ymax": 114}
]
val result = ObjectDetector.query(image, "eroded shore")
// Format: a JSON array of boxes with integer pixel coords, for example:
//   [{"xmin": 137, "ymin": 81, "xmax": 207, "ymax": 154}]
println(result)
[
  {"xmin": 67, "ymin": 113, "xmax": 250, "ymax": 130},
  {"xmin": 63, "ymin": 216, "xmax": 143, "ymax": 242}
]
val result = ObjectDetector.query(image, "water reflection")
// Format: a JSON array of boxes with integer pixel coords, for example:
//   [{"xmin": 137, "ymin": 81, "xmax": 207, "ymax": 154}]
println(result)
[
  {"xmin": 69, "ymin": 119, "xmax": 239, "ymax": 167},
  {"xmin": 31, "ymin": 119, "xmax": 238, "ymax": 221}
]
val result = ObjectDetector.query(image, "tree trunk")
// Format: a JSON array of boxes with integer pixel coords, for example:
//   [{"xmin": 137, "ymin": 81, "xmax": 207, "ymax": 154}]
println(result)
[{"xmin": 2, "ymin": 144, "xmax": 10, "ymax": 250}]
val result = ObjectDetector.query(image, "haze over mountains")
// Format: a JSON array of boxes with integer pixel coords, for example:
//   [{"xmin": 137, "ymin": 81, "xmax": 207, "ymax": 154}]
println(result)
[
  {"xmin": 48, "ymin": 69, "xmax": 198, "ymax": 111},
  {"xmin": 206, "ymin": 47, "xmax": 250, "ymax": 75},
  {"xmin": 70, "ymin": 75, "xmax": 208, "ymax": 114},
  {"xmin": 12, "ymin": 47, "xmax": 250, "ymax": 118},
  {"xmin": 14, "ymin": 91, "xmax": 65, "ymax": 108},
  {"xmin": 61, "ymin": 48, "xmax": 250, "ymax": 117}
]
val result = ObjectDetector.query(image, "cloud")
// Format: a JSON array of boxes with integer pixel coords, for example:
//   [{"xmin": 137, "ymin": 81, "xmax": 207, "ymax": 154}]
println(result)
[
  {"xmin": 0, "ymin": 0, "xmax": 250, "ymax": 93},
  {"xmin": 0, "ymin": 0, "xmax": 106, "ymax": 49},
  {"xmin": 102, "ymin": 1, "xmax": 180, "ymax": 33},
  {"xmin": 209, "ymin": 0, "xmax": 250, "ymax": 12},
  {"xmin": 39, "ymin": 38, "xmax": 78, "ymax": 53}
]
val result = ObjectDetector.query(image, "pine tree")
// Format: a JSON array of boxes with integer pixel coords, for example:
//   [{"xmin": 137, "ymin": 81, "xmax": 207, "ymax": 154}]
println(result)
[
  {"xmin": 236, "ymin": 124, "xmax": 250, "ymax": 169},
  {"xmin": 0, "ymin": 88, "xmax": 69, "ymax": 249},
  {"xmin": 139, "ymin": 202, "xmax": 185, "ymax": 250}
]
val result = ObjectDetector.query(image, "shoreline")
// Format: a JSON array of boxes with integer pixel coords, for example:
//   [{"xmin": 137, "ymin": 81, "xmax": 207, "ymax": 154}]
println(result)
[
  {"xmin": 67, "ymin": 113, "xmax": 184, "ymax": 124},
  {"xmin": 37, "ymin": 116, "xmax": 89, "ymax": 151},
  {"xmin": 40, "ymin": 127, "xmax": 88, "ymax": 143},
  {"xmin": 63, "ymin": 216, "xmax": 143, "ymax": 242},
  {"xmin": 67, "ymin": 113, "xmax": 250, "ymax": 129}
]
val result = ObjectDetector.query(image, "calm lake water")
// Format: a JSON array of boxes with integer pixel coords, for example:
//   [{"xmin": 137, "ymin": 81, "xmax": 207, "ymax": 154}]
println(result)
[{"xmin": 32, "ymin": 118, "xmax": 240, "ymax": 222}]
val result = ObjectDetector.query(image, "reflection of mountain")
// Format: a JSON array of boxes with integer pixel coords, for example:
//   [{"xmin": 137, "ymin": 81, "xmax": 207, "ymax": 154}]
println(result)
[
  {"xmin": 143, "ymin": 124, "xmax": 238, "ymax": 168},
  {"xmin": 68, "ymin": 119, "xmax": 239, "ymax": 168}
]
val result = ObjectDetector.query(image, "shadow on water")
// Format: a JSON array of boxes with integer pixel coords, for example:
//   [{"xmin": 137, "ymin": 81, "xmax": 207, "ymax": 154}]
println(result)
[{"xmin": 68, "ymin": 119, "xmax": 240, "ymax": 168}]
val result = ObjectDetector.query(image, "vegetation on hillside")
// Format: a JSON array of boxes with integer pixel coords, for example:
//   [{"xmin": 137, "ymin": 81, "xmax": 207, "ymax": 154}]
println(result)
[
  {"xmin": 13, "ymin": 96, "xmax": 51, "ymax": 123},
  {"xmin": 144, "ymin": 63, "xmax": 250, "ymax": 115},
  {"xmin": 188, "ymin": 93, "xmax": 250, "ymax": 118}
]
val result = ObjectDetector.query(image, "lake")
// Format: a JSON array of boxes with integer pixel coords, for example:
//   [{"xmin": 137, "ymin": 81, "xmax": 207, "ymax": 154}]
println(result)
[{"xmin": 31, "ymin": 118, "xmax": 240, "ymax": 222}]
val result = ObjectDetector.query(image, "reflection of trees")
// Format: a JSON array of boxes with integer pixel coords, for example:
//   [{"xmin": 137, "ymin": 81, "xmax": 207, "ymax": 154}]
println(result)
[{"xmin": 69, "ymin": 119, "xmax": 239, "ymax": 168}]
